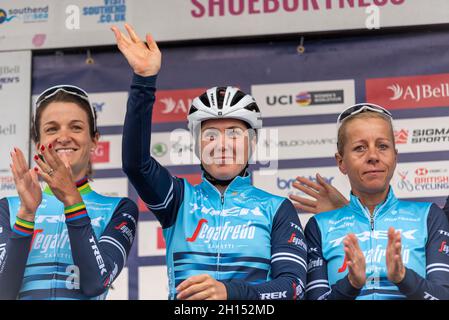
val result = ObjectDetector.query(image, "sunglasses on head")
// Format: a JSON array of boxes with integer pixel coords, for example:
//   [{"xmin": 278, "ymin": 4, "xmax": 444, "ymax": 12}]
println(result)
[
  {"xmin": 35, "ymin": 85, "xmax": 97, "ymax": 132},
  {"xmin": 337, "ymin": 103, "xmax": 392, "ymax": 128}
]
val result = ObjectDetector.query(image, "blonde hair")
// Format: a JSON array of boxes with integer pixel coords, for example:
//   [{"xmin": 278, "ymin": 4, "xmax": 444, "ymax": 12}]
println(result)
[{"xmin": 337, "ymin": 111, "xmax": 395, "ymax": 156}]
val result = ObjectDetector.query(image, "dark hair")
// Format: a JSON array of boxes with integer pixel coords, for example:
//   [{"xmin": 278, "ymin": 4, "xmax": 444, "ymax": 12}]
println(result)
[{"xmin": 31, "ymin": 91, "xmax": 99, "ymax": 178}]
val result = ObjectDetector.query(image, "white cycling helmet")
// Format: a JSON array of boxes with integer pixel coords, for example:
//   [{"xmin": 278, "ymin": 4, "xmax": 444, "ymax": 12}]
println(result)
[{"xmin": 187, "ymin": 86, "xmax": 262, "ymax": 158}]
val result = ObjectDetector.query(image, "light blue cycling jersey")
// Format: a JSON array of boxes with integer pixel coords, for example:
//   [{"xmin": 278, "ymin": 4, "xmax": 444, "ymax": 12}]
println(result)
[{"xmin": 306, "ymin": 188, "xmax": 449, "ymax": 300}]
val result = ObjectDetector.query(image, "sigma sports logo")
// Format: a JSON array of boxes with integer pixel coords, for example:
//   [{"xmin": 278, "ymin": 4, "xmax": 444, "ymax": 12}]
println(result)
[
  {"xmin": 152, "ymin": 88, "xmax": 206, "ymax": 123},
  {"xmin": 189, "ymin": 203, "xmax": 263, "ymax": 217},
  {"xmin": 114, "ymin": 222, "xmax": 134, "ymax": 244},
  {"xmin": 287, "ymin": 233, "xmax": 307, "ymax": 251},
  {"xmin": 186, "ymin": 219, "xmax": 256, "ymax": 244},
  {"xmin": 366, "ymin": 74, "xmax": 449, "ymax": 110},
  {"xmin": 89, "ymin": 236, "xmax": 107, "ymax": 276},
  {"xmin": 330, "ymin": 229, "xmax": 418, "ymax": 248},
  {"xmin": 394, "ymin": 129, "xmax": 408, "ymax": 144}
]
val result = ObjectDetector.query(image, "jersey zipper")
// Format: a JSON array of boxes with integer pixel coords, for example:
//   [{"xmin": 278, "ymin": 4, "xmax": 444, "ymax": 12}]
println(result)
[{"xmin": 217, "ymin": 194, "xmax": 225, "ymax": 278}]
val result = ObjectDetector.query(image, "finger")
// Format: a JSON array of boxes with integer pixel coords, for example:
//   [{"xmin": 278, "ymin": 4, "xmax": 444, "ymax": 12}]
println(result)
[
  {"xmin": 178, "ymin": 281, "xmax": 211, "ymax": 300},
  {"xmin": 13, "ymin": 148, "xmax": 29, "ymax": 173},
  {"xmin": 291, "ymin": 202, "xmax": 318, "ymax": 214},
  {"xmin": 146, "ymin": 33, "xmax": 159, "ymax": 52},
  {"xmin": 295, "ymin": 176, "xmax": 322, "ymax": 193},
  {"xmin": 185, "ymin": 290, "xmax": 210, "ymax": 301},
  {"xmin": 124, "ymin": 23, "xmax": 142, "ymax": 43},
  {"xmin": 316, "ymin": 173, "xmax": 330, "ymax": 188},
  {"xmin": 33, "ymin": 154, "xmax": 52, "ymax": 175},
  {"xmin": 29, "ymin": 167, "xmax": 39, "ymax": 186},
  {"xmin": 289, "ymin": 193, "xmax": 317, "ymax": 208},
  {"xmin": 176, "ymin": 274, "xmax": 209, "ymax": 292},
  {"xmin": 292, "ymin": 182, "xmax": 320, "ymax": 199},
  {"xmin": 41, "ymin": 144, "xmax": 62, "ymax": 170},
  {"xmin": 11, "ymin": 150, "xmax": 28, "ymax": 177},
  {"xmin": 111, "ymin": 26, "xmax": 131, "ymax": 46},
  {"xmin": 10, "ymin": 163, "xmax": 19, "ymax": 185},
  {"xmin": 35, "ymin": 166, "xmax": 51, "ymax": 185}
]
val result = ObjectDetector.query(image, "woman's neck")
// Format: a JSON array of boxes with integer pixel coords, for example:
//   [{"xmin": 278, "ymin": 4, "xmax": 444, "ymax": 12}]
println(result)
[{"xmin": 353, "ymin": 188, "xmax": 389, "ymax": 215}]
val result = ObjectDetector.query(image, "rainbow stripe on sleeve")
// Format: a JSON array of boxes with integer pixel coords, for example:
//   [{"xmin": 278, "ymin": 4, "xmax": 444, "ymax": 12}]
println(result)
[
  {"xmin": 64, "ymin": 202, "xmax": 88, "ymax": 222},
  {"xmin": 13, "ymin": 217, "xmax": 35, "ymax": 236}
]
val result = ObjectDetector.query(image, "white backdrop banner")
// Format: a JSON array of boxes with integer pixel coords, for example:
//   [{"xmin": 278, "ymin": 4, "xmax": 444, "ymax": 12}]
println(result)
[
  {"xmin": 0, "ymin": 50, "xmax": 32, "ymax": 198},
  {"xmin": 1, "ymin": 0, "xmax": 449, "ymax": 51}
]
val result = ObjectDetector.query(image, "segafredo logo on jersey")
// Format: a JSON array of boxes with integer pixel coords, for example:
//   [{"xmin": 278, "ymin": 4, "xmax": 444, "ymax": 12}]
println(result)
[
  {"xmin": 152, "ymin": 88, "xmax": 206, "ymax": 123},
  {"xmin": 366, "ymin": 73, "xmax": 449, "ymax": 109},
  {"xmin": 338, "ymin": 245, "xmax": 411, "ymax": 273},
  {"xmin": 114, "ymin": 221, "xmax": 134, "ymax": 244},
  {"xmin": 189, "ymin": 203, "xmax": 263, "ymax": 217},
  {"xmin": 186, "ymin": 219, "xmax": 256, "ymax": 244},
  {"xmin": 31, "ymin": 229, "xmax": 70, "ymax": 254},
  {"xmin": 330, "ymin": 229, "xmax": 418, "ymax": 248}
]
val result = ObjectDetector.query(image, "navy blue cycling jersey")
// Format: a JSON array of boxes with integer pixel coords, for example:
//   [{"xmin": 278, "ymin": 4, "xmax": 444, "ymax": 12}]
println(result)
[
  {"xmin": 122, "ymin": 74, "xmax": 307, "ymax": 300},
  {"xmin": 305, "ymin": 189, "xmax": 449, "ymax": 300},
  {"xmin": 0, "ymin": 178, "xmax": 138, "ymax": 300}
]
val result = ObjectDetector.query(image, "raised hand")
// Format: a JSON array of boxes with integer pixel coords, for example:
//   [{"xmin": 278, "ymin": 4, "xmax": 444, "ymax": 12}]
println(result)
[
  {"xmin": 343, "ymin": 233, "xmax": 366, "ymax": 289},
  {"xmin": 386, "ymin": 227, "xmax": 406, "ymax": 284},
  {"xmin": 289, "ymin": 173, "xmax": 349, "ymax": 213},
  {"xmin": 176, "ymin": 274, "xmax": 227, "ymax": 300},
  {"xmin": 10, "ymin": 148, "xmax": 42, "ymax": 220},
  {"xmin": 111, "ymin": 23, "xmax": 161, "ymax": 77},
  {"xmin": 33, "ymin": 144, "xmax": 82, "ymax": 207}
]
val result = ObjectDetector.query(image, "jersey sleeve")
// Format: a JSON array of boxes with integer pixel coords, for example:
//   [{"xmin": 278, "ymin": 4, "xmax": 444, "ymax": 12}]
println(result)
[
  {"xmin": 0, "ymin": 198, "xmax": 34, "ymax": 300},
  {"xmin": 395, "ymin": 204, "xmax": 449, "ymax": 300},
  {"xmin": 64, "ymin": 198, "xmax": 138, "ymax": 297},
  {"xmin": 222, "ymin": 199, "xmax": 307, "ymax": 300},
  {"xmin": 122, "ymin": 73, "xmax": 184, "ymax": 229},
  {"xmin": 305, "ymin": 216, "xmax": 361, "ymax": 300}
]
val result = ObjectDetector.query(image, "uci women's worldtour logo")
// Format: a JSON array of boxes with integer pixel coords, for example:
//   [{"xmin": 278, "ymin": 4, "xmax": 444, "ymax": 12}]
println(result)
[
  {"xmin": 366, "ymin": 73, "xmax": 449, "ymax": 109},
  {"xmin": 0, "ymin": 6, "xmax": 48, "ymax": 24},
  {"xmin": 82, "ymin": 0, "xmax": 126, "ymax": 24}
]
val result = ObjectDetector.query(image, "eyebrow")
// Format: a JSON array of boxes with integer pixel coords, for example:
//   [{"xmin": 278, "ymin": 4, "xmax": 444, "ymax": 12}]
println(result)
[
  {"xmin": 43, "ymin": 119, "xmax": 86, "ymax": 126},
  {"xmin": 203, "ymin": 126, "xmax": 243, "ymax": 130}
]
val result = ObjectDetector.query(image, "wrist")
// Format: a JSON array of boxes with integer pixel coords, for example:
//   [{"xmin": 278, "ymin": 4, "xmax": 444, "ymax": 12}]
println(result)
[
  {"xmin": 13, "ymin": 216, "xmax": 35, "ymax": 237},
  {"xmin": 64, "ymin": 201, "xmax": 88, "ymax": 222},
  {"xmin": 348, "ymin": 274, "xmax": 363, "ymax": 289},
  {"xmin": 62, "ymin": 193, "xmax": 83, "ymax": 208},
  {"xmin": 17, "ymin": 208, "xmax": 36, "ymax": 222}
]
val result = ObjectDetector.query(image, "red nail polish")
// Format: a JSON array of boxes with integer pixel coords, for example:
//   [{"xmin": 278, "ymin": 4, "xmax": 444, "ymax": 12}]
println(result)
[
  {"xmin": 48, "ymin": 144, "xmax": 52, "ymax": 149},
  {"xmin": 40, "ymin": 145, "xmax": 45, "ymax": 151},
  {"xmin": 34, "ymin": 155, "xmax": 39, "ymax": 161},
  {"xmin": 34, "ymin": 167, "xmax": 38, "ymax": 172},
  {"xmin": 14, "ymin": 147, "xmax": 17, "ymax": 152}
]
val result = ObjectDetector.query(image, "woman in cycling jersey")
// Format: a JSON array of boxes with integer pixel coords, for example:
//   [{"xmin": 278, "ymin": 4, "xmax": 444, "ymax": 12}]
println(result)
[
  {"xmin": 113, "ymin": 23, "xmax": 307, "ymax": 300},
  {"xmin": 0, "ymin": 84, "xmax": 138, "ymax": 299},
  {"xmin": 303, "ymin": 103, "xmax": 449, "ymax": 300}
]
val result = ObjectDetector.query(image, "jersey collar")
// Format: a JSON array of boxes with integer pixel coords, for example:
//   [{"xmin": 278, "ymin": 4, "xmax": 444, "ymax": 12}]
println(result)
[
  {"xmin": 43, "ymin": 176, "xmax": 93, "ymax": 196},
  {"xmin": 348, "ymin": 186, "xmax": 398, "ymax": 219}
]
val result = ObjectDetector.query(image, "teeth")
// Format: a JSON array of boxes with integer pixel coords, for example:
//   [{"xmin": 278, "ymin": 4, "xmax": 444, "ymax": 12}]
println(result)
[{"xmin": 56, "ymin": 149, "xmax": 75, "ymax": 153}]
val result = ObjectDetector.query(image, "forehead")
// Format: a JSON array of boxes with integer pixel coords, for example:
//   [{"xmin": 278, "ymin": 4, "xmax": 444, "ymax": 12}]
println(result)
[
  {"xmin": 344, "ymin": 117, "xmax": 393, "ymax": 140},
  {"xmin": 40, "ymin": 101, "xmax": 89, "ymax": 124},
  {"xmin": 201, "ymin": 118, "xmax": 248, "ymax": 130}
]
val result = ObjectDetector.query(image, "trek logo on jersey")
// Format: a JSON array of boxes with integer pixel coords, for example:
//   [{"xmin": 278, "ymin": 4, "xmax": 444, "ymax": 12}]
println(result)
[
  {"xmin": 34, "ymin": 214, "xmax": 104, "ymax": 227},
  {"xmin": 260, "ymin": 291, "xmax": 287, "ymax": 300},
  {"xmin": 0, "ymin": 243, "xmax": 6, "ymax": 267},
  {"xmin": 114, "ymin": 222, "xmax": 134, "ymax": 244},
  {"xmin": 290, "ymin": 222, "xmax": 304, "ymax": 234},
  {"xmin": 438, "ymin": 241, "xmax": 449, "ymax": 255},
  {"xmin": 189, "ymin": 203, "xmax": 263, "ymax": 217},
  {"xmin": 186, "ymin": 219, "xmax": 256, "ymax": 244},
  {"xmin": 89, "ymin": 236, "xmax": 107, "ymax": 276},
  {"xmin": 366, "ymin": 73, "xmax": 449, "ymax": 110},
  {"xmin": 122, "ymin": 213, "xmax": 137, "ymax": 227},
  {"xmin": 330, "ymin": 229, "xmax": 418, "ymax": 248},
  {"xmin": 439, "ymin": 230, "xmax": 449, "ymax": 238},
  {"xmin": 287, "ymin": 233, "xmax": 307, "ymax": 251}
]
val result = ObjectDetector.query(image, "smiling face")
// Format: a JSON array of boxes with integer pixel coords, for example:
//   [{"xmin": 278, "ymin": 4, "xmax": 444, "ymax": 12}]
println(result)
[
  {"xmin": 336, "ymin": 114, "xmax": 397, "ymax": 200},
  {"xmin": 36, "ymin": 101, "xmax": 98, "ymax": 181},
  {"xmin": 200, "ymin": 118, "xmax": 255, "ymax": 181}
]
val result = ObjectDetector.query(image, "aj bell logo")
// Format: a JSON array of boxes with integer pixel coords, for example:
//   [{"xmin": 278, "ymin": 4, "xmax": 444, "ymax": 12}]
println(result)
[
  {"xmin": 388, "ymin": 83, "xmax": 449, "ymax": 102},
  {"xmin": 159, "ymin": 97, "xmax": 191, "ymax": 114}
]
